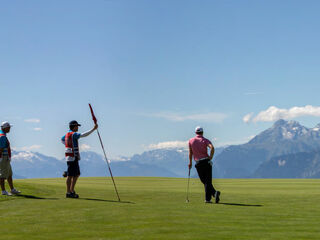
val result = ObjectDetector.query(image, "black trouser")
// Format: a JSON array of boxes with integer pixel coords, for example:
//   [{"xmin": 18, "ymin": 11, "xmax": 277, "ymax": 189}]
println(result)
[{"xmin": 195, "ymin": 159, "xmax": 216, "ymax": 201}]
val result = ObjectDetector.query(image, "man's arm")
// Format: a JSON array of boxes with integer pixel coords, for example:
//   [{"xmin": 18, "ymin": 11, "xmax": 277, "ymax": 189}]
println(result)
[
  {"xmin": 80, "ymin": 124, "xmax": 98, "ymax": 138},
  {"xmin": 208, "ymin": 143, "xmax": 215, "ymax": 160},
  {"xmin": 188, "ymin": 145, "xmax": 193, "ymax": 169},
  {"xmin": 61, "ymin": 135, "xmax": 66, "ymax": 145},
  {"xmin": 0, "ymin": 136, "xmax": 6, "ymax": 155}
]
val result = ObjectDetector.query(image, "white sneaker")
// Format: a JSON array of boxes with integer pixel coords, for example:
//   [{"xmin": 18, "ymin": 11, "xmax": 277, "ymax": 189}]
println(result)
[
  {"xmin": 11, "ymin": 189, "xmax": 21, "ymax": 194},
  {"xmin": 2, "ymin": 190, "xmax": 12, "ymax": 196}
]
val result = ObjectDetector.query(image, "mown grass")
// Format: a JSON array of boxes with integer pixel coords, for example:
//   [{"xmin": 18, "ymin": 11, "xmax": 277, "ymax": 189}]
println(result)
[{"xmin": 0, "ymin": 177, "xmax": 319, "ymax": 240}]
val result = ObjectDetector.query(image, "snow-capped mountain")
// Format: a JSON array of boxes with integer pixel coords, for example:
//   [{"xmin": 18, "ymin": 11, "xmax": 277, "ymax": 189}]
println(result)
[
  {"xmin": 77, "ymin": 151, "xmax": 178, "ymax": 177},
  {"xmin": 214, "ymin": 119, "xmax": 320, "ymax": 178},
  {"xmin": 249, "ymin": 119, "xmax": 320, "ymax": 144},
  {"xmin": 11, "ymin": 119, "xmax": 320, "ymax": 179},
  {"xmin": 11, "ymin": 150, "xmax": 64, "ymax": 178},
  {"xmin": 128, "ymin": 147, "xmax": 225, "ymax": 177},
  {"xmin": 130, "ymin": 148, "xmax": 189, "ymax": 177},
  {"xmin": 10, "ymin": 147, "xmax": 225, "ymax": 179}
]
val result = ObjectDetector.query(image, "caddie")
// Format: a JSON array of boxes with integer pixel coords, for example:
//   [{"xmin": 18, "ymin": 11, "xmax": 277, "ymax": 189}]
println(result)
[
  {"xmin": 0, "ymin": 121, "xmax": 21, "ymax": 196},
  {"xmin": 188, "ymin": 126, "xmax": 220, "ymax": 203},
  {"xmin": 61, "ymin": 120, "xmax": 98, "ymax": 198}
]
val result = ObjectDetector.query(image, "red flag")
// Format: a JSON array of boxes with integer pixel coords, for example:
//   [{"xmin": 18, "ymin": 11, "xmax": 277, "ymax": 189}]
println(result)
[{"xmin": 89, "ymin": 103, "xmax": 97, "ymax": 124}]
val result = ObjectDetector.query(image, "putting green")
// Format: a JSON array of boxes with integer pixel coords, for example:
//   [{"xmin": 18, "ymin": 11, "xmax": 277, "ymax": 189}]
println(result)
[{"xmin": 0, "ymin": 177, "xmax": 319, "ymax": 239}]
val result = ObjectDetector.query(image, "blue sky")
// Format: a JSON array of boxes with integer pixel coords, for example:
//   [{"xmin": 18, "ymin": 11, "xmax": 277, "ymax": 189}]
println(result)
[{"xmin": 1, "ymin": 0, "xmax": 320, "ymax": 159}]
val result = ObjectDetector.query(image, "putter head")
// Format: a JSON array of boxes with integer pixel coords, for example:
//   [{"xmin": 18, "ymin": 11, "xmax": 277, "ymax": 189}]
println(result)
[{"xmin": 186, "ymin": 199, "xmax": 189, "ymax": 203}]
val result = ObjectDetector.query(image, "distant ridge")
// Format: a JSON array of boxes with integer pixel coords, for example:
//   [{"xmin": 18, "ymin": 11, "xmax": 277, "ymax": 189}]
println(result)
[
  {"xmin": 10, "ymin": 119, "xmax": 320, "ymax": 178},
  {"xmin": 214, "ymin": 119, "xmax": 320, "ymax": 178},
  {"xmin": 10, "ymin": 147, "xmax": 224, "ymax": 179},
  {"xmin": 253, "ymin": 151, "xmax": 320, "ymax": 178}
]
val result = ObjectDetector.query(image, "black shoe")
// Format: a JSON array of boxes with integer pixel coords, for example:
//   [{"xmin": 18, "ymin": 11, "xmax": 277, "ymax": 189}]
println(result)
[
  {"xmin": 72, "ymin": 192, "xmax": 79, "ymax": 198},
  {"xmin": 66, "ymin": 192, "xmax": 79, "ymax": 198},
  {"xmin": 215, "ymin": 191, "xmax": 221, "ymax": 203},
  {"xmin": 63, "ymin": 171, "xmax": 67, "ymax": 178},
  {"xmin": 66, "ymin": 192, "xmax": 73, "ymax": 198}
]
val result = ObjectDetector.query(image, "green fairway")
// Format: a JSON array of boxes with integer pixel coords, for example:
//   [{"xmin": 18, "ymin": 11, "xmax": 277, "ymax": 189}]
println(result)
[{"xmin": 0, "ymin": 177, "xmax": 319, "ymax": 240}]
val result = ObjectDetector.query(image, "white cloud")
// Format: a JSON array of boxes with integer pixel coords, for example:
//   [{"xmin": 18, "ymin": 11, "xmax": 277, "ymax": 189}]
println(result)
[
  {"xmin": 21, "ymin": 145, "xmax": 42, "ymax": 151},
  {"xmin": 24, "ymin": 118, "xmax": 40, "ymax": 123},
  {"xmin": 244, "ymin": 92, "xmax": 263, "ymax": 95},
  {"xmin": 243, "ymin": 113, "xmax": 254, "ymax": 123},
  {"xmin": 243, "ymin": 105, "xmax": 320, "ymax": 123},
  {"xmin": 150, "ymin": 112, "xmax": 227, "ymax": 123},
  {"xmin": 110, "ymin": 156, "xmax": 130, "ymax": 162},
  {"xmin": 33, "ymin": 128, "xmax": 42, "ymax": 131},
  {"xmin": 147, "ymin": 136, "xmax": 256, "ymax": 150},
  {"xmin": 147, "ymin": 141, "xmax": 188, "ymax": 150},
  {"xmin": 80, "ymin": 144, "xmax": 91, "ymax": 151}
]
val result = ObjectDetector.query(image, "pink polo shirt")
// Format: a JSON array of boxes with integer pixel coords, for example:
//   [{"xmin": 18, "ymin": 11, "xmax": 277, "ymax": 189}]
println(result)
[{"xmin": 188, "ymin": 135, "xmax": 212, "ymax": 161}]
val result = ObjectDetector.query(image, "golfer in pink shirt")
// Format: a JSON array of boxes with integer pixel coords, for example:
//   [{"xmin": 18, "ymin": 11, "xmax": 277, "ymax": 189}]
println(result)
[{"xmin": 189, "ymin": 126, "xmax": 220, "ymax": 203}]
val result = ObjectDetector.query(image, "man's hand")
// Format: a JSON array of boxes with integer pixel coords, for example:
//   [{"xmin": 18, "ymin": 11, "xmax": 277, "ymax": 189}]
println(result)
[
  {"xmin": 94, "ymin": 124, "xmax": 98, "ymax": 130},
  {"xmin": 188, "ymin": 163, "xmax": 192, "ymax": 169},
  {"xmin": 208, "ymin": 144, "xmax": 214, "ymax": 161}
]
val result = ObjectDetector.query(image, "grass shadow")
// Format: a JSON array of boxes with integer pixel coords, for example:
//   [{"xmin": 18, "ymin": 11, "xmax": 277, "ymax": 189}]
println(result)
[
  {"xmin": 80, "ymin": 198, "xmax": 135, "ymax": 204},
  {"xmin": 14, "ymin": 194, "xmax": 58, "ymax": 200},
  {"xmin": 219, "ymin": 202, "xmax": 263, "ymax": 207}
]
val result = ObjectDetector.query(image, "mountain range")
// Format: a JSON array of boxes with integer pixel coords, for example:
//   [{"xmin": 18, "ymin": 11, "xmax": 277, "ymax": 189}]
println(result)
[
  {"xmin": 9, "ymin": 119, "xmax": 320, "ymax": 179},
  {"xmin": 10, "ymin": 147, "xmax": 225, "ymax": 179},
  {"xmin": 214, "ymin": 119, "xmax": 320, "ymax": 178},
  {"xmin": 10, "ymin": 149, "xmax": 193, "ymax": 179}
]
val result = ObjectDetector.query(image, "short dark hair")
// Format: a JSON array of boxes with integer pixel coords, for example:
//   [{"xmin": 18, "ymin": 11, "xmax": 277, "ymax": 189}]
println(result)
[
  {"xmin": 69, "ymin": 120, "xmax": 81, "ymax": 130},
  {"xmin": 69, "ymin": 125, "xmax": 77, "ymax": 131}
]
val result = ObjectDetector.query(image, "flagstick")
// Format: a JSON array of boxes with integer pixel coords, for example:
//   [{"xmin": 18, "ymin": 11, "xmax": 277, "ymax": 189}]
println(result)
[
  {"xmin": 89, "ymin": 103, "xmax": 120, "ymax": 202},
  {"xmin": 96, "ymin": 129, "xmax": 121, "ymax": 202}
]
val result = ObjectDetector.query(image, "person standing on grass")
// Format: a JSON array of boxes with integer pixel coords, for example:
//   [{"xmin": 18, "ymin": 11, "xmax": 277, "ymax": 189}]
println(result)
[
  {"xmin": 188, "ymin": 126, "xmax": 220, "ymax": 203},
  {"xmin": 0, "ymin": 122, "xmax": 21, "ymax": 196},
  {"xmin": 61, "ymin": 120, "xmax": 98, "ymax": 198}
]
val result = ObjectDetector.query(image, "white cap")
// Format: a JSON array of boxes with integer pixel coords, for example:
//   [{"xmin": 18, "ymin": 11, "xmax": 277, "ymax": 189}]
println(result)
[
  {"xmin": 1, "ymin": 121, "xmax": 12, "ymax": 129},
  {"xmin": 195, "ymin": 126, "xmax": 203, "ymax": 134}
]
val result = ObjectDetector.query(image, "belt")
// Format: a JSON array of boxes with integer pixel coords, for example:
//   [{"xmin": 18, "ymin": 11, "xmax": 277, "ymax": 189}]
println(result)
[{"xmin": 195, "ymin": 158, "xmax": 212, "ymax": 166}]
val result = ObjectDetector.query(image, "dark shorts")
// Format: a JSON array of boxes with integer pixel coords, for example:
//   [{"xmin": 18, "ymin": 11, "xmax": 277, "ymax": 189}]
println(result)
[{"xmin": 67, "ymin": 159, "xmax": 80, "ymax": 177}]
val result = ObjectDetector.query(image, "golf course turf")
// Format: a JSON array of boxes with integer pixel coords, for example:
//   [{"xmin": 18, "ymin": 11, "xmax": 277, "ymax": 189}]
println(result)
[{"xmin": 0, "ymin": 177, "xmax": 319, "ymax": 239}]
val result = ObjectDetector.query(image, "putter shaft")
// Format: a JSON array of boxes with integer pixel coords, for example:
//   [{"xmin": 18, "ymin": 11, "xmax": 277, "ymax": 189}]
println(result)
[{"xmin": 186, "ymin": 168, "xmax": 191, "ymax": 202}]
